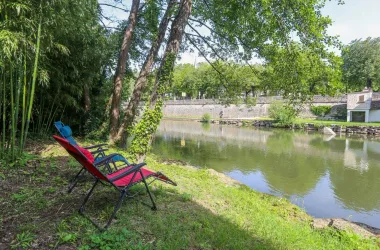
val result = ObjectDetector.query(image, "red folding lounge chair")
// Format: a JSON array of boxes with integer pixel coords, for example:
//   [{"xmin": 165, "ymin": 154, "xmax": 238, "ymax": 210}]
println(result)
[{"xmin": 53, "ymin": 135, "xmax": 177, "ymax": 230}]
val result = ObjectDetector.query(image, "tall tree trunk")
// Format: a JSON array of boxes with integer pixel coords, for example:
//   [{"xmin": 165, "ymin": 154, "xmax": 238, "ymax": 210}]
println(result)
[
  {"xmin": 83, "ymin": 84, "xmax": 91, "ymax": 112},
  {"xmin": 109, "ymin": 0, "xmax": 140, "ymax": 143},
  {"xmin": 148, "ymin": 0, "xmax": 191, "ymax": 109},
  {"xmin": 367, "ymin": 78, "xmax": 372, "ymax": 89},
  {"xmin": 129, "ymin": 0, "xmax": 192, "ymax": 162},
  {"xmin": 116, "ymin": 0, "xmax": 177, "ymax": 143}
]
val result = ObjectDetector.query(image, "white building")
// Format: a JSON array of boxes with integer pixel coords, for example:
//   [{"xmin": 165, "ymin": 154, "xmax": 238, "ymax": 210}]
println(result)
[{"xmin": 347, "ymin": 88, "xmax": 380, "ymax": 122}]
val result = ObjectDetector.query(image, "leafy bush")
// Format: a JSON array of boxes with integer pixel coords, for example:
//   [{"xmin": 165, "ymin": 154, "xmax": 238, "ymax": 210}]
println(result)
[
  {"xmin": 245, "ymin": 97, "xmax": 257, "ymax": 108},
  {"xmin": 310, "ymin": 105, "xmax": 332, "ymax": 117},
  {"xmin": 201, "ymin": 113, "xmax": 212, "ymax": 123},
  {"xmin": 268, "ymin": 101, "xmax": 296, "ymax": 126}
]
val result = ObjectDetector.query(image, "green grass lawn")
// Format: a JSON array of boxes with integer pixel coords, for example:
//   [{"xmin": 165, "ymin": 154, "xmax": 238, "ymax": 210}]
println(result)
[
  {"xmin": 0, "ymin": 140, "xmax": 378, "ymax": 249},
  {"xmin": 294, "ymin": 118, "xmax": 380, "ymax": 127}
]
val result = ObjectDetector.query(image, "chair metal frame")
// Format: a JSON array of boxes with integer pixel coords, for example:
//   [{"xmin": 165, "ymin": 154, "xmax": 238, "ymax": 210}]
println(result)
[{"xmin": 53, "ymin": 135, "xmax": 176, "ymax": 230}]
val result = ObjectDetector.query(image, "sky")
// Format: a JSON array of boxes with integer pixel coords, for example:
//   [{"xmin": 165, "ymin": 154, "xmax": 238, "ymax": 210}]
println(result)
[{"xmin": 101, "ymin": 0, "xmax": 380, "ymax": 64}]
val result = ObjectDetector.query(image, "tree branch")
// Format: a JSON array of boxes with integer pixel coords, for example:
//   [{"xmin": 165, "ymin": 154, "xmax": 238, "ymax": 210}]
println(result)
[
  {"xmin": 99, "ymin": 3, "xmax": 129, "ymax": 12},
  {"xmin": 185, "ymin": 33, "xmax": 229, "ymax": 90}
]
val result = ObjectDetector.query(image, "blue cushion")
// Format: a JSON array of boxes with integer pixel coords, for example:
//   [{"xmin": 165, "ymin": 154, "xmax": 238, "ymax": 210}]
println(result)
[
  {"xmin": 59, "ymin": 126, "xmax": 77, "ymax": 145},
  {"xmin": 60, "ymin": 126, "xmax": 72, "ymax": 137}
]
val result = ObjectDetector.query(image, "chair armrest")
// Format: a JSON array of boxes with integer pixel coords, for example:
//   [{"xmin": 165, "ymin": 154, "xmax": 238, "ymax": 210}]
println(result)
[
  {"xmin": 108, "ymin": 163, "xmax": 147, "ymax": 182},
  {"xmin": 94, "ymin": 153, "xmax": 125, "ymax": 166},
  {"xmin": 83, "ymin": 143, "xmax": 108, "ymax": 149},
  {"xmin": 90, "ymin": 148, "xmax": 109, "ymax": 154}
]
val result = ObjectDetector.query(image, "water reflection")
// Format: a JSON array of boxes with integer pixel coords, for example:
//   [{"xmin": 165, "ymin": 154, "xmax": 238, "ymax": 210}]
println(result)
[{"xmin": 152, "ymin": 120, "xmax": 380, "ymax": 227}]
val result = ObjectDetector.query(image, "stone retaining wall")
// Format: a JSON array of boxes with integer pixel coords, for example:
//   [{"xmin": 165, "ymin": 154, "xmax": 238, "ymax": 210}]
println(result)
[{"xmin": 162, "ymin": 95, "xmax": 347, "ymax": 119}]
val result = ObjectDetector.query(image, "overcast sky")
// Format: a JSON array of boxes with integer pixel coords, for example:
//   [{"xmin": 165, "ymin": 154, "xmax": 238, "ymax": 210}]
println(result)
[{"xmin": 101, "ymin": 0, "xmax": 380, "ymax": 64}]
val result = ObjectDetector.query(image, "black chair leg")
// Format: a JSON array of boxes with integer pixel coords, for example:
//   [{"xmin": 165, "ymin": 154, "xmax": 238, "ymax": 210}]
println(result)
[
  {"xmin": 104, "ymin": 191, "xmax": 127, "ymax": 230},
  {"xmin": 68, "ymin": 167, "xmax": 85, "ymax": 193},
  {"xmin": 141, "ymin": 170, "xmax": 157, "ymax": 210},
  {"xmin": 79, "ymin": 179, "xmax": 99, "ymax": 214}
]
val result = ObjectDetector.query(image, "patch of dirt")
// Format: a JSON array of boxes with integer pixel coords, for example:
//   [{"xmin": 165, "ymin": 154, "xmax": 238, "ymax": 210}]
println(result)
[
  {"xmin": 313, "ymin": 218, "xmax": 380, "ymax": 238},
  {"xmin": 0, "ymin": 155, "xmax": 83, "ymax": 249}
]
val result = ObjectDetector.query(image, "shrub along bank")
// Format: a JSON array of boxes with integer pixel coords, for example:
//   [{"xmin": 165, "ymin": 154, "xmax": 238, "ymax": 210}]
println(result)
[{"xmin": 0, "ymin": 140, "xmax": 378, "ymax": 249}]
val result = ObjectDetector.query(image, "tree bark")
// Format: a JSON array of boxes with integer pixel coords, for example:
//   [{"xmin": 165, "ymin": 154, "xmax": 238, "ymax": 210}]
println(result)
[
  {"xmin": 149, "ymin": 0, "xmax": 192, "ymax": 109},
  {"xmin": 116, "ymin": 0, "xmax": 177, "ymax": 143},
  {"xmin": 133, "ymin": 0, "xmax": 192, "ymax": 163},
  {"xmin": 109, "ymin": 0, "xmax": 140, "ymax": 143},
  {"xmin": 367, "ymin": 78, "xmax": 373, "ymax": 89},
  {"xmin": 83, "ymin": 84, "xmax": 91, "ymax": 112}
]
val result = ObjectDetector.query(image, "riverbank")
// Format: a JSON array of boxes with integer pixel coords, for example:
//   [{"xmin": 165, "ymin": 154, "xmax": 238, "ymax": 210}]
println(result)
[
  {"xmin": 0, "ymin": 140, "xmax": 379, "ymax": 249},
  {"xmin": 209, "ymin": 118, "xmax": 380, "ymax": 136}
]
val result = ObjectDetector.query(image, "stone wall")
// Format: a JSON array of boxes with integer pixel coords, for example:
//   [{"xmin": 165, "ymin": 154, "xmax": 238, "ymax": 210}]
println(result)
[{"xmin": 162, "ymin": 95, "xmax": 347, "ymax": 119}]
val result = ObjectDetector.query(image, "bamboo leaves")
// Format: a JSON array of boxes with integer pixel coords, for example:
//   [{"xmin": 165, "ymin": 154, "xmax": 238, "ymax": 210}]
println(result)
[{"xmin": 0, "ymin": 14, "xmax": 42, "ymax": 165}]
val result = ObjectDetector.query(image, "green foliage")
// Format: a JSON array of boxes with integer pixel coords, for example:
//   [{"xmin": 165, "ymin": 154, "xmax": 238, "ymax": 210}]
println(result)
[
  {"xmin": 11, "ymin": 231, "xmax": 35, "ymax": 249},
  {"xmin": 129, "ymin": 100, "xmax": 164, "ymax": 158},
  {"xmin": 245, "ymin": 96, "xmax": 257, "ymax": 108},
  {"xmin": 262, "ymin": 43, "xmax": 343, "ymax": 104},
  {"xmin": 310, "ymin": 105, "xmax": 332, "ymax": 117},
  {"xmin": 130, "ymin": 53, "xmax": 177, "ymax": 158},
  {"xmin": 201, "ymin": 113, "xmax": 211, "ymax": 123},
  {"xmin": 181, "ymin": 192, "xmax": 193, "ymax": 202},
  {"xmin": 268, "ymin": 101, "xmax": 297, "ymax": 126},
  {"xmin": 342, "ymin": 37, "xmax": 380, "ymax": 91},
  {"xmin": 56, "ymin": 220, "xmax": 78, "ymax": 245},
  {"xmin": 79, "ymin": 228, "xmax": 145, "ymax": 250},
  {"xmin": 170, "ymin": 62, "xmax": 263, "ymax": 104},
  {"xmin": 0, "ymin": 0, "xmax": 112, "ymax": 164}
]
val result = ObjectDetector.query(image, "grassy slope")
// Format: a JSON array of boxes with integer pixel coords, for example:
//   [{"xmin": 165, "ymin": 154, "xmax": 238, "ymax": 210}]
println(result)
[{"xmin": 0, "ymin": 140, "xmax": 378, "ymax": 249}]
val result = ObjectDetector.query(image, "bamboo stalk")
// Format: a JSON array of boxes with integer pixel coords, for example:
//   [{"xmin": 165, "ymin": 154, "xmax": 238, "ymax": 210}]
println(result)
[
  {"xmin": 10, "ymin": 66, "xmax": 15, "ymax": 160},
  {"xmin": 2, "ymin": 68, "xmax": 6, "ymax": 156},
  {"xmin": 14, "ymin": 64, "xmax": 22, "ymax": 154},
  {"xmin": 20, "ymin": 51, "xmax": 27, "ymax": 154},
  {"xmin": 0, "ymin": 67, "xmax": 3, "ymax": 159},
  {"xmin": 23, "ymin": 19, "xmax": 42, "ymax": 150}
]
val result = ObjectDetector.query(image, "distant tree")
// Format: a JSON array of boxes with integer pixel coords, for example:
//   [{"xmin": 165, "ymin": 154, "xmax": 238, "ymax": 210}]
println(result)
[
  {"xmin": 342, "ymin": 37, "xmax": 380, "ymax": 91},
  {"xmin": 168, "ymin": 62, "xmax": 264, "ymax": 103},
  {"xmin": 262, "ymin": 43, "xmax": 343, "ymax": 104}
]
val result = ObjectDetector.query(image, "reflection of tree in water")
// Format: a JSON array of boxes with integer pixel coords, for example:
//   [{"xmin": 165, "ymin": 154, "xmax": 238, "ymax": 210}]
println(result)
[
  {"xmin": 153, "ymin": 132, "xmax": 327, "ymax": 197},
  {"xmin": 201, "ymin": 122, "xmax": 211, "ymax": 131},
  {"xmin": 329, "ymin": 154, "xmax": 380, "ymax": 212},
  {"xmin": 265, "ymin": 131, "xmax": 295, "ymax": 155},
  {"xmin": 259, "ymin": 153, "xmax": 326, "ymax": 197},
  {"xmin": 259, "ymin": 131, "xmax": 326, "ymax": 196},
  {"xmin": 151, "ymin": 136, "xmax": 263, "ymax": 172}
]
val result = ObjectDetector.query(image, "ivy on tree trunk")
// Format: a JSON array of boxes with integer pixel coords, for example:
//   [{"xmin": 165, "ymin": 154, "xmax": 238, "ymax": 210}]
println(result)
[
  {"xmin": 116, "ymin": 0, "xmax": 177, "ymax": 144},
  {"xmin": 129, "ymin": 0, "xmax": 192, "ymax": 162}
]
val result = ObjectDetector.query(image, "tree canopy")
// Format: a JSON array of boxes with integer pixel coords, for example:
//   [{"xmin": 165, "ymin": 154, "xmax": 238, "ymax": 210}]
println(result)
[
  {"xmin": 170, "ymin": 62, "xmax": 264, "ymax": 103},
  {"xmin": 342, "ymin": 37, "xmax": 380, "ymax": 91}
]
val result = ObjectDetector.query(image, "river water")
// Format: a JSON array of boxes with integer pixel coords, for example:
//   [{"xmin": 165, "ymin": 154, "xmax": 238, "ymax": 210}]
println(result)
[{"xmin": 151, "ymin": 120, "xmax": 380, "ymax": 228}]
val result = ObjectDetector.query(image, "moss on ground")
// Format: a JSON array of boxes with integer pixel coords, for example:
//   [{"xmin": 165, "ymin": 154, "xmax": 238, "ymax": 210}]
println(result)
[{"xmin": 0, "ymin": 140, "xmax": 379, "ymax": 249}]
